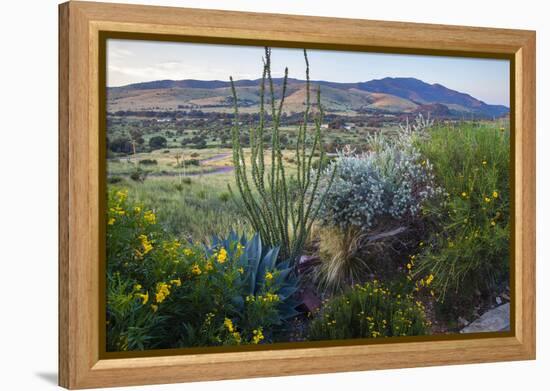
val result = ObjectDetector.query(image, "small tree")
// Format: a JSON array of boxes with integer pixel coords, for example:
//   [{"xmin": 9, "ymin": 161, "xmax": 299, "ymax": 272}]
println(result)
[
  {"xmin": 229, "ymin": 47, "xmax": 335, "ymax": 264},
  {"xmin": 149, "ymin": 135, "xmax": 167, "ymax": 150}
]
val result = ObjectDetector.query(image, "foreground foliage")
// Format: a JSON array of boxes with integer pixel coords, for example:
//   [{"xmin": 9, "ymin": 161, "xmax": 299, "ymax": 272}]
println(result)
[
  {"xmin": 308, "ymin": 281, "xmax": 429, "ymax": 340},
  {"xmin": 106, "ymin": 189, "xmax": 300, "ymax": 351},
  {"xmin": 414, "ymin": 123, "xmax": 510, "ymax": 307}
]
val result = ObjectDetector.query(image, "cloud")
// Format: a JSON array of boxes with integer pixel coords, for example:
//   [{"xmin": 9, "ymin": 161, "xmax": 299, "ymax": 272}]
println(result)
[
  {"xmin": 107, "ymin": 62, "xmax": 256, "ymax": 86},
  {"xmin": 108, "ymin": 48, "xmax": 134, "ymax": 59}
]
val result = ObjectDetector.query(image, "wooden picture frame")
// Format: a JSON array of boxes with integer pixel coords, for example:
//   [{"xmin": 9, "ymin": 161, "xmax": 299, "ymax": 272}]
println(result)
[{"xmin": 59, "ymin": 1, "xmax": 536, "ymax": 388}]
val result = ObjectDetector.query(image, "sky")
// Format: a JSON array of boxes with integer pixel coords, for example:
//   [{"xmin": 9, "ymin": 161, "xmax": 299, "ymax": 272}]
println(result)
[{"xmin": 107, "ymin": 39, "xmax": 510, "ymax": 106}]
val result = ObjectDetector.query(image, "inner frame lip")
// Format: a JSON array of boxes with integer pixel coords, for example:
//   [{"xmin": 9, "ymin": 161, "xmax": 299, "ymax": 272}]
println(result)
[{"xmin": 97, "ymin": 29, "xmax": 516, "ymax": 360}]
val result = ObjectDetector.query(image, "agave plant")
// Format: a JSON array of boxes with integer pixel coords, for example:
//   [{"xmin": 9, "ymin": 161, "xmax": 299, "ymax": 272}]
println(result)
[{"xmin": 205, "ymin": 232, "xmax": 301, "ymax": 323}]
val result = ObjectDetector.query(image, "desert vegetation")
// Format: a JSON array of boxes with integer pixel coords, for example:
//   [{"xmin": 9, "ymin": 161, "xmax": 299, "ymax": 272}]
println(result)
[{"xmin": 106, "ymin": 47, "xmax": 511, "ymax": 351}]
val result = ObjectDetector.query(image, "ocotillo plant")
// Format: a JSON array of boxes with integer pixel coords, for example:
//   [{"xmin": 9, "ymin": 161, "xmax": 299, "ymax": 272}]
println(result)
[{"xmin": 229, "ymin": 47, "xmax": 336, "ymax": 264}]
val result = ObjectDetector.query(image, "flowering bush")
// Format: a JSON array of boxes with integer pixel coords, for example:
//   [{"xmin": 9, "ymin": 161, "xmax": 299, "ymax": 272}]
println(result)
[
  {"xmin": 317, "ymin": 129, "xmax": 439, "ymax": 231},
  {"xmin": 106, "ymin": 189, "xmax": 301, "ymax": 351},
  {"xmin": 413, "ymin": 123, "xmax": 510, "ymax": 307},
  {"xmin": 308, "ymin": 280, "xmax": 429, "ymax": 340}
]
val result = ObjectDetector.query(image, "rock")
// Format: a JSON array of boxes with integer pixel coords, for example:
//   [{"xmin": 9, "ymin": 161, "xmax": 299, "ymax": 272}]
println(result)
[
  {"xmin": 299, "ymin": 288, "xmax": 322, "ymax": 313},
  {"xmin": 458, "ymin": 317, "xmax": 469, "ymax": 327},
  {"xmin": 460, "ymin": 303, "xmax": 510, "ymax": 333}
]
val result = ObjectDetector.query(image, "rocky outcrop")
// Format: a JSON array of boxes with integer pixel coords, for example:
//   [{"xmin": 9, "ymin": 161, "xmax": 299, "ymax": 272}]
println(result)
[{"xmin": 460, "ymin": 303, "xmax": 510, "ymax": 333}]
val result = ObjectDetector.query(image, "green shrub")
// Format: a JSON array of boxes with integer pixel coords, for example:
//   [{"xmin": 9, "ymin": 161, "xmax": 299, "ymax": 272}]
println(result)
[
  {"xmin": 129, "ymin": 167, "xmax": 148, "ymax": 182},
  {"xmin": 107, "ymin": 176, "xmax": 123, "ymax": 184},
  {"xmin": 413, "ymin": 123, "xmax": 510, "ymax": 304},
  {"xmin": 318, "ymin": 129, "xmax": 439, "ymax": 232},
  {"xmin": 218, "ymin": 192, "xmax": 231, "ymax": 203},
  {"xmin": 106, "ymin": 190, "xmax": 301, "ymax": 351},
  {"xmin": 139, "ymin": 159, "xmax": 158, "ymax": 165},
  {"xmin": 308, "ymin": 281, "xmax": 429, "ymax": 340},
  {"xmin": 184, "ymin": 159, "xmax": 200, "ymax": 167},
  {"xmin": 149, "ymin": 135, "xmax": 167, "ymax": 150}
]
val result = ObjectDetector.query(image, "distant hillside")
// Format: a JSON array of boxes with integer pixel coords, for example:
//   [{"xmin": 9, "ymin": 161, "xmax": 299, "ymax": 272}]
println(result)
[{"xmin": 108, "ymin": 77, "xmax": 508, "ymax": 118}]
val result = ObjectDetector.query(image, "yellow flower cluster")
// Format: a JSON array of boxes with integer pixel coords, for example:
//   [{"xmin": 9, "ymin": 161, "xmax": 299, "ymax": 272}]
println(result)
[
  {"xmin": 110, "ymin": 206, "xmax": 126, "ymax": 216},
  {"xmin": 133, "ymin": 284, "xmax": 149, "ymax": 305},
  {"xmin": 135, "ymin": 291, "xmax": 149, "ymax": 305},
  {"xmin": 137, "ymin": 234, "xmax": 153, "ymax": 256},
  {"xmin": 116, "ymin": 190, "xmax": 128, "ymax": 202},
  {"xmin": 224, "ymin": 318, "xmax": 234, "ymax": 333},
  {"xmin": 265, "ymin": 272, "xmax": 273, "ymax": 281},
  {"xmin": 252, "ymin": 328, "xmax": 264, "ymax": 344},
  {"xmin": 170, "ymin": 278, "xmax": 182, "ymax": 287},
  {"xmin": 163, "ymin": 240, "xmax": 181, "ymax": 257},
  {"xmin": 155, "ymin": 282, "xmax": 171, "ymax": 303},
  {"xmin": 245, "ymin": 293, "xmax": 279, "ymax": 303},
  {"xmin": 217, "ymin": 247, "xmax": 228, "ymax": 264},
  {"xmin": 143, "ymin": 210, "xmax": 156, "ymax": 225},
  {"xmin": 191, "ymin": 263, "xmax": 202, "ymax": 275},
  {"xmin": 183, "ymin": 248, "xmax": 193, "ymax": 257}
]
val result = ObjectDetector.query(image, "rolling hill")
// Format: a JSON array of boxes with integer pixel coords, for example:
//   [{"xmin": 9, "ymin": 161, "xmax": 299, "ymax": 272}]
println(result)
[{"xmin": 107, "ymin": 77, "xmax": 509, "ymax": 118}]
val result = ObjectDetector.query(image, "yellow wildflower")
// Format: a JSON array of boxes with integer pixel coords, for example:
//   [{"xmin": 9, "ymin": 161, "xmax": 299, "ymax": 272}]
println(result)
[
  {"xmin": 482, "ymin": 160, "xmax": 487, "ymax": 166},
  {"xmin": 217, "ymin": 247, "xmax": 228, "ymax": 264},
  {"xmin": 265, "ymin": 292, "xmax": 279, "ymax": 302},
  {"xmin": 238, "ymin": 267, "xmax": 244, "ymax": 274},
  {"xmin": 492, "ymin": 191, "xmax": 499, "ymax": 198},
  {"xmin": 183, "ymin": 248, "xmax": 193, "ymax": 257},
  {"xmin": 224, "ymin": 318, "xmax": 234, "ymax": 333},
  {"xmin": 461, "ymin": 192, "xmax": 467, "ymax": 198},
  {"xmin": 265, "ymin": 271, "xmax": 273, "ymax": 281},
  {"xmin": 191, "ymin": 263, "xmax": 202, "ymax": 276},
  {"xmin": 108, "ymin": 217, "xmax": 116, "ymax": 225},
  {"xmin": 252, "ymin": 328, "xmax": 264, "ymax": 344},
  {"xmin": 133, "ymin": 284, "xmax": 142, "ymax": 291},
  {"xmin": 116, "ymin": 190, "xmax": 128, "ymax": 202},
  {"xmin": 135, "ymin": 291, "xmax": 149, "ymax": 305},
  {"xmin": 134, "ymin": 206, "xmax": 141, "ymax": 213},
  {"xmin": 236, "ymin": 242, "xmax": 244, "ymax": 257},
  {"xmin": 138, "ymin": 234, "xmax": 153, "ymax": 255},
  {"xmin": 484, "ymin": 197, "xmax": 491, "ymax": 203},
  {"xmin": 151, "ymin": 304, "xmax": 158, "ymax": 312},
  {"xmin": 232, "ymin": 331, "xmax": 241, "ymax": 343},
  {"xmin": 155, "ymin": 282, "xmax": 170, "ymax": 303},
  {"xmin": 406, "ymin": 263, "xmax": 412, "ymax": 270},
  {"xmin": 170, "ymin": 278, "xmax": 181, "ymax": 287},
  {"xmin": 491, "ymin": 220, "xmax": 496, "ymax": 226},
  {"xmin": 205, "ymin": 261, "xmax": 213, "ymax": 271},
  {"xmin": 425, "ymin": 274, "xmax": 434, "ymax": 286},
  {"xmin": 143, "ymin": 210, "xmax": 156, "ymax": 224}
]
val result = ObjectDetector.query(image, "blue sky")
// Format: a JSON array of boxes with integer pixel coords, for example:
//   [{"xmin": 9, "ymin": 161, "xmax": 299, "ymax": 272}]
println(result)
[{"xmin": 107, "ymin": 39, "xmax": 510, "ymax": 106}]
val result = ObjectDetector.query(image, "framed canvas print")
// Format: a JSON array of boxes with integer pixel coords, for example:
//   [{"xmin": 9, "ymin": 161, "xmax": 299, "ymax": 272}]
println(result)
[{"xmin": 58, "ymin": 1, "xmax": 536, "ymax": 389}]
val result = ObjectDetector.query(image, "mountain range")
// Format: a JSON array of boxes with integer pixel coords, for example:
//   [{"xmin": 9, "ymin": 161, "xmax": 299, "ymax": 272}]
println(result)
[{"xmin": 107, "ymin": 77, "xmax": 509, "ymax": 118}]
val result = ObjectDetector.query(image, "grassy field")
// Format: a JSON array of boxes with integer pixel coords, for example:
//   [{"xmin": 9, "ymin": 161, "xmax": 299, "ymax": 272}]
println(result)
[{"xmin": 108, "ymin": 146, "xmax": 309, "ymax": 242}]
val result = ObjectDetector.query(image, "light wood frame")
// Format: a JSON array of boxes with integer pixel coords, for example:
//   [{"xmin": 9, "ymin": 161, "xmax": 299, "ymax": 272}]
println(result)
[{"xmin": 59, "ymin": 1, "xmax": 536, "ymax": 389}]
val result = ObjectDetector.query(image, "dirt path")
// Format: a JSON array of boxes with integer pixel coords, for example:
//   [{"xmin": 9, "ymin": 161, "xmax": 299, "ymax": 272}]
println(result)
[
  {"xmin": 112, "ymin": 152, "xmax": 235, "ymax": 178},
  {"xmin": 199, "ymin": 153, "xmax": 231, "ymax": 164}
]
